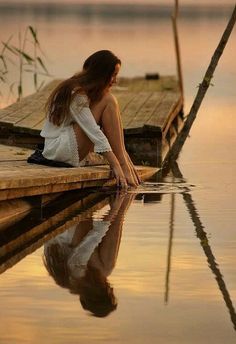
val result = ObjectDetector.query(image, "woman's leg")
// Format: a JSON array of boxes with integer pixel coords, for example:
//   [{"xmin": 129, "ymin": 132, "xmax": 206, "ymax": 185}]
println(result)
[
  {"xmin": 98, "ymin": 94, "xmax": 127, "ymax": 164},
  {"xmin": 73, "ymin": 94, "xmax": 139, "ymax": 183},
  {"xmin": 98, "ymin": 94, "xmax": 140, "ymax": 185},
  {"xmin": 73, "ymin": 93, "xmax": 127, "ymax": 163}
]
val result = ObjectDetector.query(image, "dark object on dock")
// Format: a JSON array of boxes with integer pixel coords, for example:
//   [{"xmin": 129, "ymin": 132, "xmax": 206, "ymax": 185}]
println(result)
[
  {"xmin": 27, "ymin": 146, "xmax": 73, "ymax": 168},
  {"xmin": 145, "ymin": 73, "xmax": 160, "ymax": 80}
]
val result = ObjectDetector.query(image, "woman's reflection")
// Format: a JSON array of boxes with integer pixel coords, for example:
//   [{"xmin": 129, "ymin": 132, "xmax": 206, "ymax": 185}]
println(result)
[{"xmin": 43, "ymin": 192, "xmax": 134, "ymax": 317}]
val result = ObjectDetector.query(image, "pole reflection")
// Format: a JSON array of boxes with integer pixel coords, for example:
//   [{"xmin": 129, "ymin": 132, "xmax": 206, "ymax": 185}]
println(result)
[{"xmin": 171, "ymin": 160, "xmax": 236, "ymax": 330}]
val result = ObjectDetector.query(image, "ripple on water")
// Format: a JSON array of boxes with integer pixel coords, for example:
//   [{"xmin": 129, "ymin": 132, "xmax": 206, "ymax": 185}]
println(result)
[{"xmin": 130, "ymin": 181, "xmax": 196, "ymax": 195}]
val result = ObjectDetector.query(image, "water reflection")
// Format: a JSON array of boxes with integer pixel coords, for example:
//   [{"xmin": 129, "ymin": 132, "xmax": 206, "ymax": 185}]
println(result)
[
  {"xmin": 0, "ymin": 189, "xmax": 110, "ymax": 274},
  {"xmin": 169, "ymin": 161, "xmax": 236, "ymax": 329},
  {"xmin": 0, "ymin": 166, "xmax": 235, "ymax": 341},
  {"xmin": 0, "ymin": 190, "xmax": 134, "ymax": 319},
  {"xmin": 43, "ymin": 192, "xmax": 134, "ymax": 318},
  {"xmin": 163, "ymin": 161, "xmax": 236, "ymax": 330}
]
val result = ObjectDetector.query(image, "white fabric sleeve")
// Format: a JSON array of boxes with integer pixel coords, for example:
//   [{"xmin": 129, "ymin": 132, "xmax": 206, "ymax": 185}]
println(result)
[{"xmin": 70, "ymin": 95, "xmax": 112, "ymax": 154}]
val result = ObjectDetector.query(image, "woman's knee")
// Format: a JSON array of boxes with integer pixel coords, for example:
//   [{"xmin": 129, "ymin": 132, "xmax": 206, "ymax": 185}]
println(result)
[
  {"xmin": 91, "ymin": 93, "xmax": 119, "ymax": 125},
  {"xmin": 103, "ymin": 93, "xmax": 119, "ymax": 108},
  {"xmin": 102, "ymin": 93, "xmax": 120, "ymax": 119}
]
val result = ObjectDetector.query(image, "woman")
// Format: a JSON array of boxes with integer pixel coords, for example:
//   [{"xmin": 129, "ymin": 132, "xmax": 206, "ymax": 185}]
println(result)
[{"xmin": 41, "ymin": 50, "xmax": 140, "ymax": 189}]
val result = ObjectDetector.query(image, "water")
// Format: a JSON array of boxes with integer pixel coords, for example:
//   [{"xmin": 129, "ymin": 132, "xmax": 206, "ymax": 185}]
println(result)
[{"xmin": 0, "ymin": 3, "xmax": 236, "ymax": 343}]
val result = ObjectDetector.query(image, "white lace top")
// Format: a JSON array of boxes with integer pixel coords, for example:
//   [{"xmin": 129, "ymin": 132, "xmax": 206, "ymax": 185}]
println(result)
[{"xmin": 40, "ymin": 94, "xmax": 112, "ymax": 166}]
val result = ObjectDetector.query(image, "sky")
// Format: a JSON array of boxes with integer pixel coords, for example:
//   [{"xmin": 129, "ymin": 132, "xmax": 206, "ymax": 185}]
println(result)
[{"xmin": 0, "ymin": 0, "xmax": 235, "ymax": 5}]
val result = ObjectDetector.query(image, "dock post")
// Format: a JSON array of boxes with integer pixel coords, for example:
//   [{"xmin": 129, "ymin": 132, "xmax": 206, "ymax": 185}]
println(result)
[{"xmin": 172, "ymin": 0, "xmax": 184, "ymax": 100}]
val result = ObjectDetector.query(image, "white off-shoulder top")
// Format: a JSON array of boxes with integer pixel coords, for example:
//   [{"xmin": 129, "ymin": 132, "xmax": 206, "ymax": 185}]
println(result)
[{"xmin": 40, "ymin": 94, "xmax": 112, "ymax": 166}]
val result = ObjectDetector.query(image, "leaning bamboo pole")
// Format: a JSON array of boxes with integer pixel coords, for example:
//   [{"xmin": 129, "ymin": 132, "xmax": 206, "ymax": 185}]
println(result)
[{"xmin": 170, "ymin": 4, "xmax": 236, "ymax": 161}]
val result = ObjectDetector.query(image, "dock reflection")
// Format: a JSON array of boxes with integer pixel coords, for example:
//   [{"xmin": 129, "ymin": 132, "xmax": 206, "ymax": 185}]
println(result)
[{"xmin": 0, "ymin": 189, "xmax": 111, "ymax": 274}]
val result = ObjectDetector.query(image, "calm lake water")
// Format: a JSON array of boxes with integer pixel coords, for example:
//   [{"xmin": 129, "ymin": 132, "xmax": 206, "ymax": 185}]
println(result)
[{"xmin": 0, "ymin": 3, "xmax": 236, "ymax": 343}]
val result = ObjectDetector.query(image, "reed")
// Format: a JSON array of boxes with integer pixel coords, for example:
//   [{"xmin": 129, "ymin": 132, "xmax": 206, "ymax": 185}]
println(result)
[{"xmin": 0, "ymin": 25, "xmax": 50, "ymax": 103}]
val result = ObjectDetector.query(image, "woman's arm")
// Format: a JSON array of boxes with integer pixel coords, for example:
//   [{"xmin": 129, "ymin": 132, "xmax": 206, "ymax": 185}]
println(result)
[{"xmin": 70, "ymin": 97, "xmax": 112, "ymax": 155}]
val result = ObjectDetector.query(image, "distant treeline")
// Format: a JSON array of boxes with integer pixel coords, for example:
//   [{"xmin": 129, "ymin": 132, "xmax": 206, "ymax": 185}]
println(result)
[{"xmin": 0, "ymin": 3, "xmax": 233, "ymax": 20}]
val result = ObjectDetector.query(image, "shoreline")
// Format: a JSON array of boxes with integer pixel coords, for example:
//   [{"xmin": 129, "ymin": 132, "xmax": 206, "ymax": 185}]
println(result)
[{"xmin": 0, "ymin": 3, "xmax": 233, "ymax": 19}]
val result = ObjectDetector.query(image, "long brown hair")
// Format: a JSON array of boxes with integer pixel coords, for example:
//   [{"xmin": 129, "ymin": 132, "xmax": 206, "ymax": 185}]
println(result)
[{"xmin": 46, "ymin": 50, "xmax": 121, "ymax": 126}]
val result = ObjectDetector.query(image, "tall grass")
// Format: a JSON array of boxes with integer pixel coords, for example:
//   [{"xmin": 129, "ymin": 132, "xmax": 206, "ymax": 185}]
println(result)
[{"xmin": 0, "ymin": 25, "xmax": 51, "ymax": 105}]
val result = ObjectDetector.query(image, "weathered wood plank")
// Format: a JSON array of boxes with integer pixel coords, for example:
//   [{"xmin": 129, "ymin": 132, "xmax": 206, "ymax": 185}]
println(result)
[
  {"xmin": 0, "ymin": 199, "xmax": 32, "ymax": 231},
  {"xmin": 0, "ymin": 80, "xmax": 60, "ymax": 121},
  {"xmin": 0, "ymin": 192, "xmax": 109, "ymax": 274},
  {"xmin": 0, "ymin": 95, "xmax": 39, "ymax": 120},
  {"xmin": 121, "ymin": 92, "xmax": 152, "ymax": 127},
  {"xmin": 14, "ymin": 107, "xmax": 45, "ymax": 128},
  {"xmin": 0, "ymin": 101, "xmax": 45, "ymax": 129},
  {"xmin": 0, "ymin": 144, "xmax": 158, "ymax": 200},
  {"xmin": 0, "ymin": 165, "xmax": 110, "ymax": 189},
  {"xmin": 33, "ymin": 118, "xmax": 44, "ymax": 130},
  {"xmin": 118, "ymin": 76, "xmax": 179, "ymax": 92},
  {"xmin": 145, "ymin": 92, "xmax": 181, "ymax": 130},
  {"xmin": 0, "ymin": 77, "xmax": 182, "ymax": 135},
  {"xmin": 124, "ymin": 91, "xmax": 166, "ymax": 129},
  {"xmin": 115, "ymin": 92, "xmax": 137, "ymax": 112},
  {"xmin": 0, "ymin": 144, "xmax": 33, "ymax": 161},
  {"xmin": 0, "ymin": 164, "xmax": 157, "ymax": 201}
]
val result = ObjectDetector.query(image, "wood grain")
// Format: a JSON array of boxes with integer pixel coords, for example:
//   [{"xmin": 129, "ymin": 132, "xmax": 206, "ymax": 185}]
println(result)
[
  {"xmin": 0, "ymin": 77, "xmax": 182, "ymax": 135},
  {"xmin": 0, "ymin": 145, "xmax": 158, "ymax": 200}
]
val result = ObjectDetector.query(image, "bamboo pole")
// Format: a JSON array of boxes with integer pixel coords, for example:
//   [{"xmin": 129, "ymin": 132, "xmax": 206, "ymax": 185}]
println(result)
[
  {"xmin": 172, "ymin": 0, "xmax": 184, "ymax": 99},
  {"xmin": 170, "ymin": 4, "xmax": 236, "ymax": 161}
]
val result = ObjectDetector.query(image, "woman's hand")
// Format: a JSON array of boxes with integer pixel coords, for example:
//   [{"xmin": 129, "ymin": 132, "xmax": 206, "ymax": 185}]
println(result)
[
  {"xmin": 102, "ymin": 150, "xmax": 140, "ymax": 189},
  {"xmin": 120, "ymin": 156, "xmax": 141, "ymax": 188},
  {"xmin": 126, "ymin": 153, "xmax": 142, "ymax": 184},
  {"xmin": 112, "ymin": 165, "xmax": 128, "ymax": 190},
  {"xmin": 102, "ymin": 151, "xmax": 128, "ymax": 190},
  {"xmin": 121, "ymin": 164, "xmax": 138, "ymax": 187}
]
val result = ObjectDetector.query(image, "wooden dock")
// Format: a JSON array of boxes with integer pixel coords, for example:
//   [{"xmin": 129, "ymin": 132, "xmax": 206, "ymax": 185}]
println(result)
[
  {"xmin": 0, "ymin": 75, "xmax": 183, "ymax": 202},
  {"xmin": 0, "ymin": 76, "xmax": 184, "ymax": 166},
  {"xmin": 0, "ymin": 144, "xmax": 157, "ymax": 201}
]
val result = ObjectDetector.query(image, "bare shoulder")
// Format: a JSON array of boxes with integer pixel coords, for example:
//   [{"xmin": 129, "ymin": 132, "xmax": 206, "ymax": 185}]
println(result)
[{"xmin": 102, "ymin": 92, "xmax": 118, "ymax": 106}]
